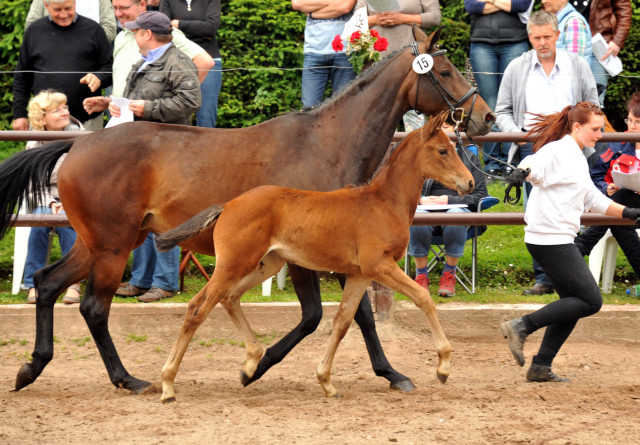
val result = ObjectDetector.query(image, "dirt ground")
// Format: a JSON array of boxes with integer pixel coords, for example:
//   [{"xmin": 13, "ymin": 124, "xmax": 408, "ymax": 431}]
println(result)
[{"xmin": 1, "ymin": 301, "xmax": 640, "ymax": 445}]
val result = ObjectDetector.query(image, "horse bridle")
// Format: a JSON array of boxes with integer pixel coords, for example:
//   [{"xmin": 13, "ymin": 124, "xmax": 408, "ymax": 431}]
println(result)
[{"xmin": 410, "ymin": 41, "xmax": 523, "ymax": 204}]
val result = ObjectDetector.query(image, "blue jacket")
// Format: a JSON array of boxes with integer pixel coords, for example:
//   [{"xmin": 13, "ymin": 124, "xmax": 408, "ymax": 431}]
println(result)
[{"xmin": 590, "ymin": 141, "xmax": 635, "ymax": 194}]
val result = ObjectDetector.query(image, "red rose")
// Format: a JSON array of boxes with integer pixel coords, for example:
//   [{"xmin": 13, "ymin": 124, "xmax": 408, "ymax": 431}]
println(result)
[
  {"xmin": 370, "ymin": 29, "xmax": 379, "ymax": 37},
  {"xmin": 374, "ymin": 36, "xmax": 388, "ymax": 52},
  {"xmin": 332, "ymin": 35, "xmax": 344, "ymax": 52},
  {"xmin": 350, "ymin": 31, "xmax": 361, "ymax": 43}
]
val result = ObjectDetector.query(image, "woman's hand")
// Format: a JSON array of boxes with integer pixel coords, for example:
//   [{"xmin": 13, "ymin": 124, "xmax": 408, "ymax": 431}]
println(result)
[
  {"xmin": 50, "ymin": 202, "xmax": 63, "ymax": 215},
  {"xmin": 606, "ymin": 183, "xmax": 620, "ymax": 197},
  {"xmin": 420, "ymin": 195, "xmax": 449, "ymax": 205}
]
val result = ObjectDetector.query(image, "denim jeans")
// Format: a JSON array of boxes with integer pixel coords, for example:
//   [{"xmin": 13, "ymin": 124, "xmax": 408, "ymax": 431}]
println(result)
[
  {"xmin": 196, "ymin": 59, "xmax": 222, "ymax": 128},
  {"xmin": 408, "ymin": 208, "xmax": 470, "ymax": 258},
  {"xmin": 301, "ymin": 52, "xmax": 355, "ymax": 109},
  {"xmin": 129, "ymin": 233, "xmax": 179, "ymax": 291},
  {"xmin": 589, "ymin": 56, "xmax": 608, "ymax": 106},
  {"xmin": 23, "ymin": 206, "xmax": 77, "ymax": 288},
  {"xmin": 470, "ymin": 41, "xmax": 529, "ymax": 171}
]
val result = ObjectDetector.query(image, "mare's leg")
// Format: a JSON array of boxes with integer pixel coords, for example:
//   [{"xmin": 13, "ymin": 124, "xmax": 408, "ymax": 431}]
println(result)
[
  {"xmin": 317, "ymin": 274, "xmax": 371, "ymax": 398},
  {"xmin": 80, "ymin": 246, "xmax": 153, "ymax": 393},
  {"xmin": 15, "ymin": 241, "xmax": 90, "ymax": 390},
  {"xmin": 369, "ymin": 262, "xmax": 451, "ymax": 383},
  {"xmin": 352, "ymin": 283, "xmax": 416, "ymax": 391},
  {"xmin": 243, "ymin": 264, "xmax": 324, "ymax": 386}
]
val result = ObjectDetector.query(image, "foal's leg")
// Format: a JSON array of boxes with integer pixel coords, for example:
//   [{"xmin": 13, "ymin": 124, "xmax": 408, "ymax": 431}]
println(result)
[
  {"xmin": 317, "ymin": 275, "xmax": 371, "ymax": 398},
  {"xmin": 243, "ymin": 264, "xmax": 324, "ymax": 386},
  {"xmin": 370, "ymin": 262, "xmax": 451, "ymax": 383},
  {"xmin": 15, "ymin": 241, "xmax": 90, "ymax": 391}
]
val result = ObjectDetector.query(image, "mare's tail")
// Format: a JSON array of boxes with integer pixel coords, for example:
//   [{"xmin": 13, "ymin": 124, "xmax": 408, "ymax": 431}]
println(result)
[
  {"xmin": 155, "ymin": 204, "xmax": 224, "ymax": 251},
  {"xmin": 0, "ymin": 138, "xmax": 76, "ymax": 240}
]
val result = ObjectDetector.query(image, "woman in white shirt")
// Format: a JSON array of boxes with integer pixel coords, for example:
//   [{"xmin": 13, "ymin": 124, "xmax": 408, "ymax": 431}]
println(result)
[{"xmin": 500, "ymin": 101, "xmax": 640, "ymax": 382}]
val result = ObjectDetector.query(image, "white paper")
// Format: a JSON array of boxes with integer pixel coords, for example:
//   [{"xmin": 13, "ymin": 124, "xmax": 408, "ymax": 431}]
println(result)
[
  {"xmin": 416, "ymin": 204, "xmax": 467, "ymax": 212},
  {"xmin": 612, "ymin": 170, "xmax": 640, "ymax": 192},
  {"xmin": 367, "ymin": 0, "xmax": 402, "ymax": 12},
  {"xmin": 105, "ymin": 97, "xmax": 134, "ymax": 128},
  {"xmin": 592, "ymin": 33, "xmax": 623, "ymax": 77},
  {"xmin": 341, "ymin": 7, "xmax": 368, "ymax": 40}
]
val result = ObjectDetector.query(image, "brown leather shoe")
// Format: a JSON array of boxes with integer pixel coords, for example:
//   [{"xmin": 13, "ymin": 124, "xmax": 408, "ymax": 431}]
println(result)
[
  {"xmin": 115, "ymin": 283, "xmax": 149, "ymax": 297},
  {"xmin": 138, "ymin": 287, "xmax": 176, "ymax": 303},
  {"xmin": 522, "ymin": 284, "xmax": 554, "ymax": 296},
  {"xmin": 62, "ymin": 284, "xmax": 82, "ymax": 304},
  {"xmin": 27, "ymin": 288, "xmax": 36, "ymax": 304},
  {"xmin": 526, "ymin": 364, "xmax": 570, "ymax": 382}
]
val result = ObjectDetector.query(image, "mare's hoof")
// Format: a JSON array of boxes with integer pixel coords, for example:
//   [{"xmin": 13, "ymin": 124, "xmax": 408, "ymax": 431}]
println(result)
[
  {"xmin": 390, "ymin": 379, "xmax": 417, "ymax": 392},
  {"xmin": 125, "ymin": 378, "xmax": 152, "ymax": 395},
  {"xmin": 14, "ymin": 363, "xmax": 36, "ymax": 391},
  {"xmin": 437, "ymin": 372, "xmax": 448, "ymax": 384}
]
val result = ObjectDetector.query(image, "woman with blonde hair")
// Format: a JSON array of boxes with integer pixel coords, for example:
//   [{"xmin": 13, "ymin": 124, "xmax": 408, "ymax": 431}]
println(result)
[
  {"xmin": 501, "ymin": 102, "xmax": 640, "ymax": 382},
  {"xmin": 23, "ymin": 89, "xmax": 84, "ymax": 304}
]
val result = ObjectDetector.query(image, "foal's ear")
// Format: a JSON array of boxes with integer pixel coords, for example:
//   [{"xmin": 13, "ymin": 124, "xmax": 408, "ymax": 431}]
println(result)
[{"xmin": 426, "ymin": 111, "xmax": 449, "ymax": 138}]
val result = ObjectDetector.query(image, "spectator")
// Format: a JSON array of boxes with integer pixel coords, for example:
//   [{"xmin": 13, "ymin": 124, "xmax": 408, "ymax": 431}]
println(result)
[
  {"xmin": 82, "ymin": 0, "xmax": 215, "ymax": 115},
  {"xmin": 357, "ymin": 0, "xmax": 441, "ymax": 131},
  {"xmin": 25, "ymin": 0, "xmax": 117, "ymax": 43},
  {"xmin": 541, "ymin": 0, "xmax": 592, "ymax": 63},
  {"xmin": 291, "ymin": 0, "xmax": 357, "ymax": 109},
  {"xmin": 109, "ymin": 11, "xmax": 201, "ymax": 302},
  {"xmin": 573, "ymin": 0, "xmax": 632, "ymax": 106},
  {"xmin": 161, "ymin": 0, "xmax": 222, "ymax": 128},
  {"xmin": 408, "ymin": 121, "xmax": 488, "ymax": 297},
  {"xmin": 23, "ymin": 90, "xmax": 84, "ymax": 304},
  {"xmin": 574, "ymin": 92, "xmax": 640, "ymax": 276},
  {"xmin": 500, "ymin": 102, "xmax": 640, "ymax": 382},
  {"xmin": 495, "ymin": 10, "xmax": 598, "ymax": 296},
  {"xmin": 12, "ymin": 0, "xmax": 113, "ymax": 132},
  {"xmin": 464, "ymin": 0, "xmax": 532, "ymax": 176}
]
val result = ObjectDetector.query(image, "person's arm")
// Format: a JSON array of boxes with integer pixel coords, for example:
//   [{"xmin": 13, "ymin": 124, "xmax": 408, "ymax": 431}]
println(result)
[
  {"xmin": 494, "ymin": 64, "xmax": 521, "ymax": 134},
  {"xmin": 98, "ymin": 0, "xmax": 118, "ymax": 43},
  {"xmin": 561, "ymin": 18, "xmax": 591, "ymax": 58},
  {"xmin": 589, "ymin": 148, "xmax": 616, "ymax": 194},
  {"xmin": 80, "ymin": 26, "xmax": 113, "ymax": 93},
  {"xmin": 291, "ymin": 0, "xmax": 356, "ymax": 19},
  {"xmin": 25, "ymin": 0, "xmax": 46, "ymax": 29},
  {"xmin": 576, "ymin": 57, "xmax": 599, "ymax": 106},
  {"xmin": 12, "ymin": 36, "xmax": 33, "ymax": 130},
  {"xmin": 609, "ymin": 0, "xmax": 632, "ymax": 50},
  {"xmin": 169, "ymin": 0, "xmax": 220, "ymax": 40},
  {"xmin": 171, "ymin": 29, "xmax": 216, "ymax": 83}
]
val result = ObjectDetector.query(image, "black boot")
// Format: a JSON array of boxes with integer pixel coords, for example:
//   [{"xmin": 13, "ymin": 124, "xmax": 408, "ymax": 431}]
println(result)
[
  {"xmin": 500, "ymin": 318, "xmax": 528, "ymax": 366},
  {"xmin": 526, "ymin": 363, "xmax": 570, "ymax": 382}
]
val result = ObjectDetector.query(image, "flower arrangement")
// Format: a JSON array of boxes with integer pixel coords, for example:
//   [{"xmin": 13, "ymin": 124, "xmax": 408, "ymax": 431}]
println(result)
[{"xmin": 332, "ymin": 29, "xmax": 389, "ymax": 74}]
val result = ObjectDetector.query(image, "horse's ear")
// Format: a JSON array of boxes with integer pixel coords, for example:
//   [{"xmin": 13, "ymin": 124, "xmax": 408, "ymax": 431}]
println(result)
[
  {"xmin": 411, "ymin": 24, "xmax": 428, "ymax": 43},
  {"xmin": 427, "ymin": 26, "xmax": 444, "ymax": 53}
]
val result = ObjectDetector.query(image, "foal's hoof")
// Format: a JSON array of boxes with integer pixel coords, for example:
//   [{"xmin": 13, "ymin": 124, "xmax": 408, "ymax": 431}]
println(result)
[
  {"xmin": 14, "ymin": 363, "xmax": 36, "ymax": 391},
  {"xmin": 436, "ymin": 371, "xmax": 448, "ymax": 384},
  {"xmin": 162, "ymin": 396, "xmax": 177, "ymax": 404},
  {"xmin": 240, "ymin": 370, "xmax": 251, "ymax": 387},
  {"xmin": 390, "ymin": 379, "xmax": 417, "ymax": 392}
]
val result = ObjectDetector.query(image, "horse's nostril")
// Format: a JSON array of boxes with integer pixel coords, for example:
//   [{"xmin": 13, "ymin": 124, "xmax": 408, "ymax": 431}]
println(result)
[
  {"xmin": 469, "ymin": 180, "xmax": 474, "ymax": 189},
  {"xmin": 486, "ymin": 112, "xmax": 497, "ymax": 124}
]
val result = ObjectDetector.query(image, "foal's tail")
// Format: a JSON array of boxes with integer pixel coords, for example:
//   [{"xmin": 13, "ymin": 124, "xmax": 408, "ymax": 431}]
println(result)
[
  {"xmin": 156, "ymin": 204, "xmax": 224, "ymax": 251},
  {"xmin": 0, "ymin": 138, "xmax": 76, "ymax": 240}
]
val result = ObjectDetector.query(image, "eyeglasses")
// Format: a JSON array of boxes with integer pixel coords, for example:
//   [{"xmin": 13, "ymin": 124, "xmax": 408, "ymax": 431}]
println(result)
[
  {"xmin": 45, "ymin": 105, "xmax": 69, "ymax": 114},
  {"xmin": 624, "ymin": 118, "xmax": 640, "ymax": 127},
  {"xmin": 111, "ymin": 2, "xmax": 139, "ymax": 12}
]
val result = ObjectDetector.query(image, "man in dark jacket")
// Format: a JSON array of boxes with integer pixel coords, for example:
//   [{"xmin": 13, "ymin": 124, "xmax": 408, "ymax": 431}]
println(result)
[{"xmin": 109, "ymin": 11, "xmax": 201, "ymax": 303}]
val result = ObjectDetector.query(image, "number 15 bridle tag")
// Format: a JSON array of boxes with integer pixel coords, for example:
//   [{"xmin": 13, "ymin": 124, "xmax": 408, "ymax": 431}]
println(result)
[{"xmin": 412, "ymin": 54, "xmax": 434, "ymax": 74}]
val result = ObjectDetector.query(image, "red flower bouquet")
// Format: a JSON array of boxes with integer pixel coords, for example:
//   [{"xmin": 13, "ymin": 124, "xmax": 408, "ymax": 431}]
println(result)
[{"xmin": 333, "ymin": 29, "xmax": 389, "ymax": 74}]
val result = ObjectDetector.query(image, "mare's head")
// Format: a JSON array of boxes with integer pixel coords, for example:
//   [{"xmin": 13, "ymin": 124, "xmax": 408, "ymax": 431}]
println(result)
[
  {"xmin": 417, "ymin": 111, "xmax": 474, "ymax": 195},
  {"xmin": 409, "ymin": 26, "xmax": 495, "ymax": 137}
]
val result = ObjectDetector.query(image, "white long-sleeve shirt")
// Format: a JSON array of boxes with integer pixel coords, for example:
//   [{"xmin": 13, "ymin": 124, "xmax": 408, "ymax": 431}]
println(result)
[{"xmin": 522, "ymin": 135, "xmax": 612, "ymax": 245}]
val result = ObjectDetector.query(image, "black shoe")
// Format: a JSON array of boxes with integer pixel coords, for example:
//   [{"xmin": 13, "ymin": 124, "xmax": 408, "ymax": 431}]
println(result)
[
  {"xmin": 500, "ymin": 318, "xmax": 528, "ymax": 366},
  {"xmin": 522, "ymin": 284, "xmax": 554, "ymax": 296},
  {"xmin": 526, "ymin": 364, "xmax": 570, "ymax": 382}
]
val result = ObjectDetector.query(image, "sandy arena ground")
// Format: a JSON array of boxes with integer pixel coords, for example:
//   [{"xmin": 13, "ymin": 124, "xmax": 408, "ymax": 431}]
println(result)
[{"xmin": 1, "ymin": 301, "xmax": 639, "ymax": 444}]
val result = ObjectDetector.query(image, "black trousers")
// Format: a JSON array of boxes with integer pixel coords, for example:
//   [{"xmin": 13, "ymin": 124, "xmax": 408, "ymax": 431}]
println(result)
[
  {"xmin": 524, "ymin": 243, "xmax": 603, "ymax": 367},
  {"xmin": 575, "ymin": 189, "xmax": 640, "ymax": 277}
]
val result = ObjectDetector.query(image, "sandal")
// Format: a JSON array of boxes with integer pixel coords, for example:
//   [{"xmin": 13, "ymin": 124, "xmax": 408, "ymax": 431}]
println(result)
[{"xmin": 62, "ymin": 284, "xmax": 82, "ymax": 304}]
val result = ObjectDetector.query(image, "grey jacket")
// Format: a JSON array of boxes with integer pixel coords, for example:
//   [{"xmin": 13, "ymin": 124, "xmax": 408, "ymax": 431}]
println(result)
[
  {"xmin": 124, "ymin": 44, "xmax": 201, "ymax": 125},
  {"xmin": 495, "ymin": 49, "xmax": 599, "ymax": 162}
]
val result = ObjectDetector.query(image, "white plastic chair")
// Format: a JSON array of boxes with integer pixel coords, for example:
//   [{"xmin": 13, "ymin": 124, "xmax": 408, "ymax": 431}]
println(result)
[{"xmin": 588, "ymin": 228, "xmax": 640, "ymax": 294}]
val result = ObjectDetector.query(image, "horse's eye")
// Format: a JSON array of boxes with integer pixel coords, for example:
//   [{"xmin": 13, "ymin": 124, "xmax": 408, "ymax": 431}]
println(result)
[
  {"xmin": 440, "ymin": 70, "xmax": 451, "ymax": 78},
  {"xmin": 438, "ymin": 149, "xmax": 447, "ymax": 155}
]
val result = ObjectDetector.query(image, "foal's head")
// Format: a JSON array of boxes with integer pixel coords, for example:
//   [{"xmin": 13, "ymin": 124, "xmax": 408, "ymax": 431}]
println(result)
[{"xmin": 418, "ymin": 112, "xmax": 474, "ymax": 195}]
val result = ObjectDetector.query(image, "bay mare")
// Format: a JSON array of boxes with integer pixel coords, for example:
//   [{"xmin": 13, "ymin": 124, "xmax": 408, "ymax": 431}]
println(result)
[
  {"xmin": 155, "ymin": 112, "xmax": 474, "ymax": 402},
  {"xmin": 0, "ymin": 26, "xmax": 494, "ymax": 395}
]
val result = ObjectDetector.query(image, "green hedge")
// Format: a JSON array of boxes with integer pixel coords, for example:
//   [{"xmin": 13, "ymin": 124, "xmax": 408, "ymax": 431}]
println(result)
[{"xmin": 0, "ymin": 0, "xmax": 638, "ymax": 130}]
